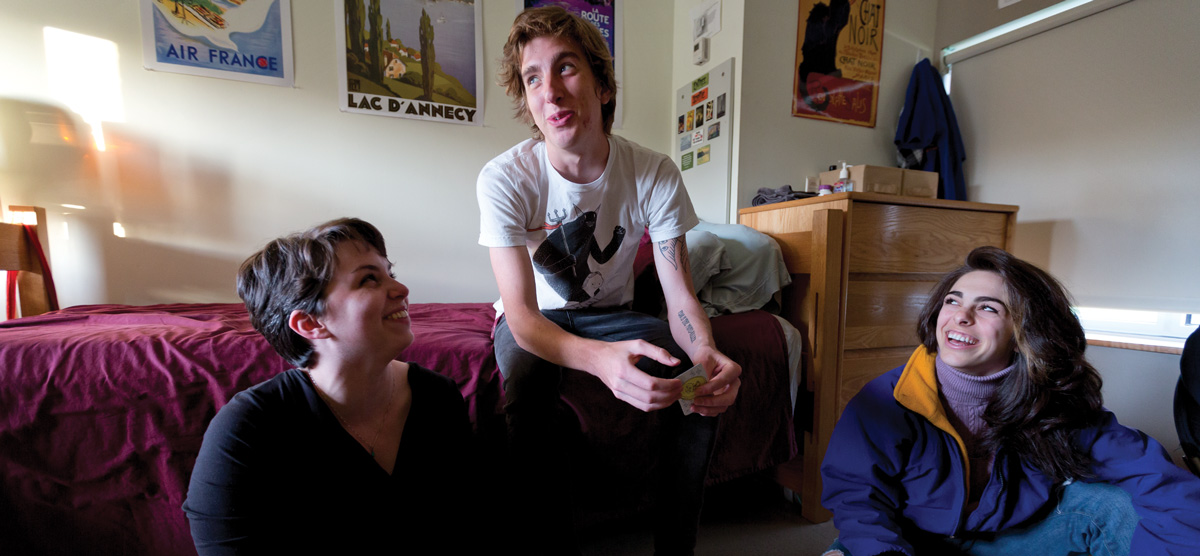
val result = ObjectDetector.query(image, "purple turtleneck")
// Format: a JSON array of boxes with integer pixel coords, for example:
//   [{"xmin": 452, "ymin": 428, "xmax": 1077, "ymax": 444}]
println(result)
[{"xmin": 935, "ymin": 356, "xmax": 1016, "ymax": 508}]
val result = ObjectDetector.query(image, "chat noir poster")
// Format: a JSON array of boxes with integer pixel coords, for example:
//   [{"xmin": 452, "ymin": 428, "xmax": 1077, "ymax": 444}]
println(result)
[{"xmin": 791, "ymin": 0, "xmax": 884, "ymax": 127}]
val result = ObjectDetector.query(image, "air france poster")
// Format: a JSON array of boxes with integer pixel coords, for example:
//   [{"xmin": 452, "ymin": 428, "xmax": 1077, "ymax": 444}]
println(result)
[
  {"xmin": 336, "ymin": 0, "xmax": 483, "ymax": 126},
  {"xmin": 141, "ymin": 0, "xmax": 295, "ymax": 87}
]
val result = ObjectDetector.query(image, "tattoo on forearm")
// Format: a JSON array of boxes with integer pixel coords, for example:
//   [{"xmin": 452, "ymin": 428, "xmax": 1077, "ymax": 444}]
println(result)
[
  {"xmin": 657, "ymin": 237, "xmax": 686, "ymax": 273},
  {"xmin": 658, "ymin": 238, "xmax": 681, "ymax": 271},
  {"xmin": 677, "ymin": 310, "xmax": 698, "ymax": 343}
]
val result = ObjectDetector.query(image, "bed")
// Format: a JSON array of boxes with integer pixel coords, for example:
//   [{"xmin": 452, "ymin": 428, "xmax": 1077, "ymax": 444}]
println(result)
[{"xmin": 0, "ymin": 210, "xmax": 803, "ymax": 555}]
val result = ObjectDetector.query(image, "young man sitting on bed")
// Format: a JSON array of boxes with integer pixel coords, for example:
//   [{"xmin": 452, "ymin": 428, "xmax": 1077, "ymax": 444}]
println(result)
[
  {"xmin": 183, "ymin": 218, "xmax": 475, "ymax": 554},
  {"xmin": 476, "ymin": 6, "xmax": 742, "ymax": 554}
]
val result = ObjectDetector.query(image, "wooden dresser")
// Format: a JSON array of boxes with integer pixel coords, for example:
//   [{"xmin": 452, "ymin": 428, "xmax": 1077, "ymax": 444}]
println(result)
[{"xmin": 738, "ymin": 192, "xmax": 1018, "ymax": 522}]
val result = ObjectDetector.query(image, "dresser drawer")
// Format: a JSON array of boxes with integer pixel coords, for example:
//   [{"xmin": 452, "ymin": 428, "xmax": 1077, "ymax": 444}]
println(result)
[{"xmin": 848, "ymin": 202, "xmax": 1011, "ymax": 274}]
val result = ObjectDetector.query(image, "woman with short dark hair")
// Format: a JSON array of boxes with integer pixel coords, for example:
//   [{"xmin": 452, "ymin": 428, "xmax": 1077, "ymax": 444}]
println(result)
[
  {"xmin": 821, "ymin": 246, "xmax": 1200, "ymax": 556},
  {"xmin": 183, "ymin": 218, "xmax": 472, "ymax": 554}
]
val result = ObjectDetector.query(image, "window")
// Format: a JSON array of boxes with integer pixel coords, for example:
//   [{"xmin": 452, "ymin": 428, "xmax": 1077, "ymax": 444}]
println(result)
[{"xmin": 1075, "ymin": 307, "xmax": 1197, "ymax": 350}]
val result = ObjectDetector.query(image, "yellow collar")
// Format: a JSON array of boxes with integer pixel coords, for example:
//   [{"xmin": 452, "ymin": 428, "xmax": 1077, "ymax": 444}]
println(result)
[{"xmin": 894, "ymin": 346, "xmax": 971, "ymax": 485}]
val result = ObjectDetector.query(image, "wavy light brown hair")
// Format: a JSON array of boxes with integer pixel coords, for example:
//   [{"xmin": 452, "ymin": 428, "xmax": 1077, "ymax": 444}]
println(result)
[
  {"xmin": 917, "ymin": 246, "xmax": 1105, "ymax": 482},
  {"xmin": 237, "ymin": 218, "xmax": 388, "ymax": 369},
  {"xmin": 498, "ymin": 6, "xmax": 617, "ymax": 140}
]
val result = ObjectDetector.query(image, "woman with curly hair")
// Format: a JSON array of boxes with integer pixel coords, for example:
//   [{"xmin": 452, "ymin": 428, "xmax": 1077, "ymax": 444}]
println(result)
[{"xmin": 821, "ymin": 246, "xmax": 1200, "ymax": 556}]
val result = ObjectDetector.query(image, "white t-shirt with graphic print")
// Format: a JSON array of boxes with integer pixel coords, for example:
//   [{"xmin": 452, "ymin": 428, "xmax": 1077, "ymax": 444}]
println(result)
[{"xmin": 477, "ymin": 135, "xmax": 697, "ymax": 312}]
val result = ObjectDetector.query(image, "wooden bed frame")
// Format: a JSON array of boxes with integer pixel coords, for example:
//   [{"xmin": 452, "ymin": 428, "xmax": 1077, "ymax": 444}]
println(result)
[
  {"xmin": 0, "ymin": 205, "xmax": 53, "ymax": 318},
  {"xmin": 740, "ymin": 193, "xmax": 1018, "ymax": 523}
]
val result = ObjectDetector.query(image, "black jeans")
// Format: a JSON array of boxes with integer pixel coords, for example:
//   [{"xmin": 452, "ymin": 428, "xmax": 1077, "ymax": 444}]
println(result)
[{"xmin": 494, "ymin": 308, "xmax": 719, "ymax": 556}]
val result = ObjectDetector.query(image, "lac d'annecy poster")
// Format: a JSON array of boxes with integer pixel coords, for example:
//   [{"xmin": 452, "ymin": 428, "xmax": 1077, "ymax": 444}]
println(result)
[
  {"xmin": 141, "ymin": 0, "xmax": 294, "ymax": 87},
  {"xmin": 791, "ymin": 0, "xmax": 884, "ymax": 127},
  {"xmin": 337, "ymin": 0, "xmax": 483, "ymax": 126}
]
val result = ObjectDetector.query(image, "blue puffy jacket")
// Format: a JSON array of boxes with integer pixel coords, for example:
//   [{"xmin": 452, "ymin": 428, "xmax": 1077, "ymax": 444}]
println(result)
[{"xmin": 821, "ymin": 346, "xmax": 1200, "ymax": 556}]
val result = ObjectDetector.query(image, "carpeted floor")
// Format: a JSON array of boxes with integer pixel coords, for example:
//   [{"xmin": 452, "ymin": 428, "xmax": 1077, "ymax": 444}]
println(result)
[{"xmin": 578, "ymin": 474, "xmax": 839, "ymax": 555}]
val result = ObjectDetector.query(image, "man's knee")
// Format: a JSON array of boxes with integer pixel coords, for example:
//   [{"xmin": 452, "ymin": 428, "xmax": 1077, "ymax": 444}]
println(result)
[
  {"xmin": 493, "ymin": 319, "xmax": 564, "ymax": 407},
  {"xmin": 497, "ymin": 351, "xmax": 562, "ymax": 410}
]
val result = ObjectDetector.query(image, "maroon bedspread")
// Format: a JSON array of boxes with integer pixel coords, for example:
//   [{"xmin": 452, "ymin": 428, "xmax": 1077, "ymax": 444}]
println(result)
[
  {"xmin": 0, "ymin": 302, "xmax": 796, "ymax": 555},
  {"xmin": 397, "ymin": 303, "xmax": 504, "ymax": 437},
  {"xmin": 0, "ymin": 304, "xmax": 287, "ymax": 555}
]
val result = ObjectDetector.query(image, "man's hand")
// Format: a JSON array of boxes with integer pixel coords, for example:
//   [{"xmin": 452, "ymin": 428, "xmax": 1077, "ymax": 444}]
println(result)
[
  {"xmin": 686, "ymin": 345, "xmax": 742, "ymax": 417},
  {"xmin": 650, "ymin": 234, "xmax": 743, "ymax": 417},
  {"xmin": 590, "ymin": 339, "xmax": 685, "ymax": 412}
]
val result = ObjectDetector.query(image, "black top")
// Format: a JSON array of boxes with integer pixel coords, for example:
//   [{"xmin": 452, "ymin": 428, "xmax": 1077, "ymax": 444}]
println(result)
[{"xmin": 183, "ymin": 365, "xmax": 474, "ymax": 554}]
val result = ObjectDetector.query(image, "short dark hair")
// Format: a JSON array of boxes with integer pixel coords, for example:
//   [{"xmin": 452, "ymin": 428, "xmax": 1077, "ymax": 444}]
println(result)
[
  {"xmin": 498, "ymin": 6, "xmax": 617, "ymax": 140},
  {"xmin": 917, "ymin": 246, "xmax": 1104, "ymax": 482},
  {"xmin": 237, "ymin": 218, "xmax": 388, "ymax": 369}
]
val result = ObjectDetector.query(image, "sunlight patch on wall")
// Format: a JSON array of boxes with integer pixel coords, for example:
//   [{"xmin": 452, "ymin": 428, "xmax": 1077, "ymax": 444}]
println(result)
[
  {"xmin": 43, "ymin": 27, "xmax": 124, "ymax": 151},
  {"xmin": 4, "ymin": 208, "xmax": 39, "ymax": 226}
]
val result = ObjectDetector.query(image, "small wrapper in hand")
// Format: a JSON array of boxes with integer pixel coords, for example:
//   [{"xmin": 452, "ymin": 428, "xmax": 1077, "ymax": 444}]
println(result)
[{"xmin": 674, "ymin": 363, "xmax": 707, "ymax": 415}]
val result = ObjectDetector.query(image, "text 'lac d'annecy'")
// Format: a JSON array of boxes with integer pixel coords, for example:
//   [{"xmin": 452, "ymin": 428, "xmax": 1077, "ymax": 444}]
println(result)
[{"xmin": 347, "ymin": 93, "xmax": 478, "ymax": 123}]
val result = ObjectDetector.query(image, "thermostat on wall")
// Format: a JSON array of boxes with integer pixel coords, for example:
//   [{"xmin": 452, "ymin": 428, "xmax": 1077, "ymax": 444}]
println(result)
[{"xmin": 693, "ymin": 37, "xmax": 709, "ymax": 65}]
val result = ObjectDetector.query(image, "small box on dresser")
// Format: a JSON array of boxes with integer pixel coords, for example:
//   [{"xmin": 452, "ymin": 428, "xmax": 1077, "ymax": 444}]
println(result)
[{"xmin": 817, "ymin": 165, "xmax": 938, "ymax": 198}]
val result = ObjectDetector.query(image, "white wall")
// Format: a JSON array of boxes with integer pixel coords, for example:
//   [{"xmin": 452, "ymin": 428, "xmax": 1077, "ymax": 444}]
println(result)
[
  {"xmin": 736, "ymin": 0, "xmax": 930, "ymax": 216},
  {"xmin": 948, "ymin": 0, "xmax": 1200, "ymax": 314},
  {"xmin": 665, "ymin": 0, "xmax": 1190, "ymax": 461},
  {"xmin": 0, "ymin": 0, "xmax": 674, "ymax": 306},
  {"xmin": 671, "ymin": 0, "xmax": 940, "ymax": 222},
  {"xmin": 5, "ymin": 1, "xmax": 1187, "ymax": 459},
  {"xmin": 1092, "ymin": 346, "xmax": 1186, "ymax": 465},
  {"xmin": 945, "ymin": 0, "xmax": 1199, "ymax": 461}
]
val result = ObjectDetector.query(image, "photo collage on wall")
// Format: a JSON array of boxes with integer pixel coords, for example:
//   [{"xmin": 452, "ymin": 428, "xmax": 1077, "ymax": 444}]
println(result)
[{"xmin": 677, "ymin": 70, "xmax": 726, "ymax": 171}]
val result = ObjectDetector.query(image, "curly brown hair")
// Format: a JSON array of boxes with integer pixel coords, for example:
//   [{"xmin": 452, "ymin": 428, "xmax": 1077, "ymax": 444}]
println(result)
[
  {"xmin": 917, "ymin": 246, "xmax": 1105, "ymax": 482},
  {"xmin": 498, "ymin": 6, "xmax": 617, "ymax": 140},
  {"xmin": 236, "ymin": 218, "xmax": 388, "ymax": 369}
]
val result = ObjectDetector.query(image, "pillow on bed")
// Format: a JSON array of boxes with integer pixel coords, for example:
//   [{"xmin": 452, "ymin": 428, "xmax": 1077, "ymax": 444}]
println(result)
[
  {"xmin": 691, "ymin": 221, "xmax": 791, "ymax": 316},
  {"xmin": 633, "ymin": 224, "xmax": 789, "ymax": 317},
  {"xmin": 684, "ymin": 228, "xmax": 731, "ymax": 293}
]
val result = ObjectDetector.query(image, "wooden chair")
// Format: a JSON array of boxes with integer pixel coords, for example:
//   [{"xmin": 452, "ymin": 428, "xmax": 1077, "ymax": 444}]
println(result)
[{"xmin": 1, "ymin": 205, "xmax": 56, "ymax": 318}]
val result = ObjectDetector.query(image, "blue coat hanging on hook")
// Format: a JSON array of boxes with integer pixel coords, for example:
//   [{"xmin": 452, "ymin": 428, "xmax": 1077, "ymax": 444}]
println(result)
[{"xmin": 895, "ymin": 58, "xmax": 967, "ymax": 201}]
